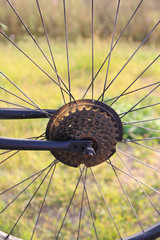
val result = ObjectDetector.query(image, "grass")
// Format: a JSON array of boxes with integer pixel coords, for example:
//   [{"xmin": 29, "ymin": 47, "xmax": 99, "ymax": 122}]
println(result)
[{"xmin": 0, "ymin": 37, "xmax": 160, "ymax": 240}]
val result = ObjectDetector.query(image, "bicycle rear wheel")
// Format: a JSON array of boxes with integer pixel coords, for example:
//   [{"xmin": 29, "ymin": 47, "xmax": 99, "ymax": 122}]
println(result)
[{"xmin": 0, "ymin": 0, "xmax": 160, "ymax": 239}]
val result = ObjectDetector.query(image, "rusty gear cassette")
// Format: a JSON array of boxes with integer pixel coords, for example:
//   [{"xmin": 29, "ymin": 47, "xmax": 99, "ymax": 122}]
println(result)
[{"xmin": 46, "ymin": 99, "xmax": 123, "ymax": 167}]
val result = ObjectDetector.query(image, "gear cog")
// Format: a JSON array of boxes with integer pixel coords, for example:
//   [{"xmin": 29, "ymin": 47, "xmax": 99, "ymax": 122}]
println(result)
[{"xmin": 46, "ymin": 99, "xmax": 123, "ymax": 167}]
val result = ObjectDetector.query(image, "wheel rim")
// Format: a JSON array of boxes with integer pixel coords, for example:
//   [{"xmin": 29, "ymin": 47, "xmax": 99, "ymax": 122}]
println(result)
[{"xmin": 0, "ymin": 0, "xmax": 160, "ymax": 239}]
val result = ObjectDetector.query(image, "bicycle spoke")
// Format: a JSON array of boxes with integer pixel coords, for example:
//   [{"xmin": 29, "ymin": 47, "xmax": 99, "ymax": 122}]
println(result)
[
  {"xmin": 77, "ymin": 167, "xmax": 87, "ymax": 240},
  {"xmin": 4, "ymin": 163, "xmax": 54, "ymax": 239},
  {"xmin": 116, "ymin": 152, "xmax": 160, "ymax": 215},
  {"xmin": 120, "ymin": 102, "xmax": 160, "ymax": 116},
  {"xmin": 0, "ymin": 133, "xmax": 46, "ymax": 166},
  {"xmin": 63, "ymin": 0, "xmax": 71, "ymax": 103},
  {"xmin": 1, "ymin": 177, "xmax": 37, "ymax": 213},
  {"xmin": 0, "ymin": 134, "xmax": 46, "ymax": 159},
  {"xmin": 6, "ymin": 0, "xmax": 52, "ymax": 68},
  {"xmin": 0, "ymin": 150, "xmax": 13, "ymax": 156},
  {"xmin": 123, "ymin": 123, "xmax": 160, "ymax": 134},
  {"xmin": 123, "ymin": 137, "xmax": 160, "ymax": 143},
  {"xmin": 110, "ymin": 55, "xmax": 160, "ymax": 106},
  {"xmin": 108, "ymin": 159, "xmax": 144, "ymax": 233},
  {"xmin": 123, "ymin": 118, "xmax": 160, "ymax": 125},
  {"xmin": 82, "ymin": 0, "xmax": 144, "ymax": 99},
  {"xmin": 123, "ymin": 140, "xmax": 160, "ymax": 154},
  {"xmin": 91, "ymin": 0, "xmax": 94, "ymax": 100},
  {"xmin": 30, "ymin": 163, "xmax": 57, "ymax": 240},
  {"xmin": 0, "ymin": 160, "xmax": 57, "ymax": 196},
  {"xmin": 0, "ymin": 87, "xmax": 36, "ymax": 108},
  {"xmin": 56, "ymin": 166, "xmax": 85, "ymax": 239},
  {"xmin": 0, "ymin": 32, "xmax": 73, "ymax": 100},
  {"xmin": 98, "ymin": 21, "xmax": 160, "ymax": 100},
  {"xmin": 121, "ymin": 83, "xmax": 160, "ymax": 118},
  {"xmin": 1, "ymin": 1, "xmax": 160, "ymax": 239},
  {"xmin": 116, "ymin": 149, "xmax": 160, "ymax": 174},
  {"xmin": 106, "ymin": 160, "xmax": 160, "ymax": 195},
  {"xmin": 0, "ymin": 150, "xmax": 20, "ymax": 165},
  {"xmin": 105, "ymin": 81, "xmax": 160, "ymax": 104},
  {"xmin": 6, "ymin": 0, "xmax": 67, "ymax": 90},
  {"xmin": 90, "ymin": 168, "xmax": 122, "ymax": 239},
  {"xmin": 0, "ymin": 99, "xmax": 36, "ymax": 110},
  {"xmin": 1, "ymin": 71, "xmax": 52, "ymax": 118},
  {"xmin": 101, "ymin": 0, "xmax": 120, "ymax": 102},
  {"xmin": 1, "ymin": 71, "xmax": 42, "ymax": 110},
  {"xmin": 36, "ymin": 0, "xmax": 66, "ymax": 104},
  {"xmin": 0, "ymin": 161, "xmax": 56, "ymax": 214},
  {"xmin": 80, "ymin": 167, "xmax": 98, "ymax": 240},
  {"xmin": 0, "ymin": 103, "xmax": 49, "ymax": 117}
]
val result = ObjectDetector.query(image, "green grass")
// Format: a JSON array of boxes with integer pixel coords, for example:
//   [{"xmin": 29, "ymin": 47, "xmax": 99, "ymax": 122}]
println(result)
[{"xmin": 0, "ymin": 38, "xmax": 160, "ymax": 240}]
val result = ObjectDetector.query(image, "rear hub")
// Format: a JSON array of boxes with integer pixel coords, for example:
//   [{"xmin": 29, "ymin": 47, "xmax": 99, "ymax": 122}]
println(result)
[{"xmin": 46, "ymin": 99, "xmax": 123, "ymax": 167}]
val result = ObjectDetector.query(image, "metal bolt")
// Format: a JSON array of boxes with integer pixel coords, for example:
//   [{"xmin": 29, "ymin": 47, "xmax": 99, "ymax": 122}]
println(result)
[{"xmin": 87, "ymin": 152, "xmax": 94, "ymax": 158}]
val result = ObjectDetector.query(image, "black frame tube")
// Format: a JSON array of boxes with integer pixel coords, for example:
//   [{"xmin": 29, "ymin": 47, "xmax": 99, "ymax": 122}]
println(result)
[
  {"xmin": 0, "ymin": 137, "xmax": 92, "ymax": 153},
  {"xmin": 0, "ymin": 108, "xmax": 56, "ymax": 119}
]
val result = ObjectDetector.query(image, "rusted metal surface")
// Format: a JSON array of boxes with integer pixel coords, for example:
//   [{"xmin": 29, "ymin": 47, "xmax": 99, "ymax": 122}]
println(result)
[{"xmin": 46, "ymin": 99, "xmax": 123, "ymax": 167}]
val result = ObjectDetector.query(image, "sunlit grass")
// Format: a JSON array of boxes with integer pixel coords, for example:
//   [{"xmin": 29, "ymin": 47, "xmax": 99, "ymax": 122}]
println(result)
[{"xmin": 0, "ymin": 38, "xmax": 160, "ymax": 239}]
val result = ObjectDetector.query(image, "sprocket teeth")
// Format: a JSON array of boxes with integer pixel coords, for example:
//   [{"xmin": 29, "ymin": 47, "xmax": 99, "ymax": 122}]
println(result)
[{"xmin": 47, "ymin": 100, "xmax": 122, "ymax": 167}]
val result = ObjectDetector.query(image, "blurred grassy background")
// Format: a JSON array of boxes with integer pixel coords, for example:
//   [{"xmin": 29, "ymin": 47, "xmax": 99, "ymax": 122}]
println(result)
[
  {"xmin": 0, "ymin": 0, "xmax": 160, "ymax": 239},
  {"xmin": 0, "ymin": 0, "xmax": 160, "ymax": 42},
  {"xmin": 0, "ymin": 37, "xmax": 160, "ymax": 240}
]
